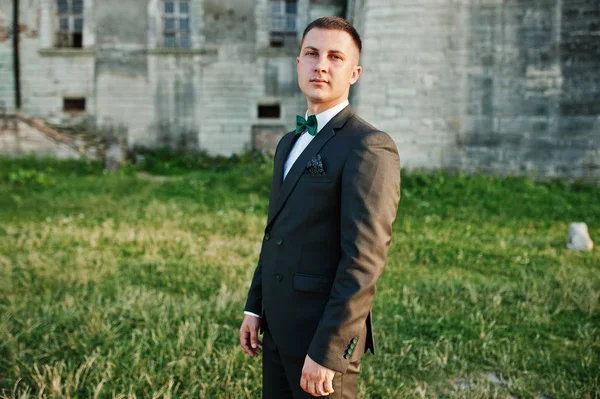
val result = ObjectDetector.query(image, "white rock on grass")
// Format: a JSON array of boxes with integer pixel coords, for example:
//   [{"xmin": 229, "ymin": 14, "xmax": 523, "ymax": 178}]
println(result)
[
  {"xmin": 566, "ymin": 222, "xmax": 594, "ymax": 251},
  {"xmin": 487, "ymin": 372, "xmax": 504, "ymax": 385},
  {"xmin": 105, "ymin": 142, "xmax": 124, "ymax": 171}
]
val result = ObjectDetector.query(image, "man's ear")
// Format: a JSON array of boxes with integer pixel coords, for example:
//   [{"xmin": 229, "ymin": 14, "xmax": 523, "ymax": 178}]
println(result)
[
  {"xmin": 350, "ymin": 65, "xmax": 362, "ymax": 85},
  {"xmin": 296, "ymin": 56, "xmax": 300, "ymax": 65}
]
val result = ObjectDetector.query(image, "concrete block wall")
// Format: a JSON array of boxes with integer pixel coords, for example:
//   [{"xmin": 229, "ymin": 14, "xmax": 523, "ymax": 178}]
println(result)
[
  {"xmin": 558, "ymin": 0, "xmax": 600, "ymax": 180},
  {"xmin": 89, "ymin": 0, "xmax": 334, "ymax": 154},
  {"xmin": 94, "ymin": 0, "xmax": 162, "ymax": 149},
  {"xmin": 0, "ymin": 0, "xmax": 345, "ymax": 156},
  {"xmin": 21, "ymin": 50, "xmax": 96, "ymax": 120},
  {"xmin": 89, "ymin": 0, "xmax": 309, "ymax": 155},
  {"xmin": 351, "ymin": 0, "xmax": 466, "ymax": 169},
  {"xmin": 352, "ymin": 0, "xmax": 600, "ymax": 181},
  {"xmin": 3, "ymin": 0, "xmax": 595, "ymax": 179},
  {"xmin": 7, "ymin": 0, "xmax": 96, "ymax": 123},
  {"xmin": 0, "ymin": 0, "xmax": 14, "ymax": 110}
]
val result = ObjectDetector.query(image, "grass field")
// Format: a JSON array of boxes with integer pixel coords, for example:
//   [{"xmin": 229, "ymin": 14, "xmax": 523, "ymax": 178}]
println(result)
[{"xmin": 0, "ymin": 154, "xmax": 599, "ymax": 398}]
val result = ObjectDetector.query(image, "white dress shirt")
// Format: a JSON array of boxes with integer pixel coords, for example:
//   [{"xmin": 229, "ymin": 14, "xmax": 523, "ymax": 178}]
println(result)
[{"xmin": 244, "ymin": 99, "xmax": 350, "ymax": 319}]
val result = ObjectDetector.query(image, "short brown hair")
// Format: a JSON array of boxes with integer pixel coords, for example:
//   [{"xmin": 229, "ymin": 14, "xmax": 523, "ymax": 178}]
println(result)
[{"xmin": 301, "ymin": 16, "xmax": 362, "ymax": 54}]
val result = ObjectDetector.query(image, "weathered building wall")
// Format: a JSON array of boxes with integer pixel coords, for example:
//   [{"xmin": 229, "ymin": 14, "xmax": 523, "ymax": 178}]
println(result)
[
  {"xmin": 558, "ymin": 0, "xmax": 600, "ymax": 179},
  {"xmin": 94, "ymin": 0, "xmax": 158, "ymax": 150},
  {"xmin": 91, "ymin": 0, "xmax": 344, "ymax": 154},
  {"xmin": 352, "ymin": 0, "xmax": 600, "ymax": 180},
  {"xmin": 0, "ymin": 0, "xmax": 15, "ymax": 111},
  {"xmin": 12, "ymin": 0, "xmax": 96, "ymax": 122},
  {"xmin": 1, "ymin": 0, "xmax": 597, "ymax": 179},
  {"xmin": 1, "ymin": 0, "xmax": 345, "ymax": 156},
  {"xmin": 350, "ymin": 0, "xmax": 463, "ymax": 170},
  {"xmin": 450, "ymin": 0, "xmax": 600, "ymax": 180}
]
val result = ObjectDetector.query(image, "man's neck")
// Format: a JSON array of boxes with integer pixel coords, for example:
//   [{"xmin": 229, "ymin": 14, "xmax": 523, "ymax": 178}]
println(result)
[{"xmin": 307, "ymin": 98, "xmax": 349, "ymax": 116}]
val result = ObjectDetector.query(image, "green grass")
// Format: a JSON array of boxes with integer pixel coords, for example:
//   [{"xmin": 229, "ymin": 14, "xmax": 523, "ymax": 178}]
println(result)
[{"xmin": 0, "ymin": 155, "xmax": 599, "ymax": 398}]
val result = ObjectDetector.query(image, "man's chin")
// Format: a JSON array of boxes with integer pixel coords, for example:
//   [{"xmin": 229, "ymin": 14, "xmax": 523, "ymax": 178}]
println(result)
[{"xmin": 305, "ymin": 91, "xmax": 331, "ymax": 103}]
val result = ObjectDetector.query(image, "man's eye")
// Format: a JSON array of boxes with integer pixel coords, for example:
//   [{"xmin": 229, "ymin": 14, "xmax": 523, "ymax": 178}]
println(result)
[
  {"xmin": 331, "ymin": 55, "xmax": 341, "ymax": 60},
  {"xmin": 307, "ymin": 52, "xmax": 316, "ymax": 56}
]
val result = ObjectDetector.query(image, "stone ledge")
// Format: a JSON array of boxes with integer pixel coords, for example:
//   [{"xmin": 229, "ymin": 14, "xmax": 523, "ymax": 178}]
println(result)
[
  {"xmin": 38, "ymin": 49, "xmax": 96, "ymax": 57},
  {"xmin": 38, "ymin": 48, "xmax": 221, "ymax": 57},
  {"xmin": 148, "ymin": 47, "xmax": 219, "ymax": 56}
]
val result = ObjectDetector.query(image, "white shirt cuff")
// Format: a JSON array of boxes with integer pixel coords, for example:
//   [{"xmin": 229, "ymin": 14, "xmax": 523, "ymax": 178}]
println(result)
[{"xmin": 244, "ymin": 311, "xmax": 261, "ymax": 318}]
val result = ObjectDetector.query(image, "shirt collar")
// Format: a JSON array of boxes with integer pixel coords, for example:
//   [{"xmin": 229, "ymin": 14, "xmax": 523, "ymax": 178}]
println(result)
[{"xmin": 305, "ymin": 99, "xmax": 350, "ymax": 134}]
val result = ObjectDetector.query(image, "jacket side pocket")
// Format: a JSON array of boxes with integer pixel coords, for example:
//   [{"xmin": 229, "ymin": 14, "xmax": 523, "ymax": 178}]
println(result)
[{"xmin": 293, "ymin": 273, "xmax": 334, "ymax": 294}]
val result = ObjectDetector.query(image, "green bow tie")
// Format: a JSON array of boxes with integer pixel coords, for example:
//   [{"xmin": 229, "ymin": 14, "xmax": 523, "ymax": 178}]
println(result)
[{"xmin": 296, "ymin": 114, "xmax": 318, "ymax": 136}]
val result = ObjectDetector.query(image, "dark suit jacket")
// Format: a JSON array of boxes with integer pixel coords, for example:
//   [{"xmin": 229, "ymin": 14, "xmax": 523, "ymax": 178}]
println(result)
[{"xmin": 245, "ymin": 105, "xmax": 401, "ymax": 373}]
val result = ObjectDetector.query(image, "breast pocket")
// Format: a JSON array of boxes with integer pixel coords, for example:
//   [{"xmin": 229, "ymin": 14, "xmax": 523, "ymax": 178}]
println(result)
[{"xmin": 299, "ymin": 174, "xmax": 336, "ymax": 184}]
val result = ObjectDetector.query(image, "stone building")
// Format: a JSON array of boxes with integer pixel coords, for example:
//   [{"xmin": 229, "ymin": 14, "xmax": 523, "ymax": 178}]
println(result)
[
  {"xmin": 0, "ymin": 0, "xmax": 599, "ymax": 180},
  {"xmin": 350, "ymin": 0, "xmax": 600, "ymax": 179}
]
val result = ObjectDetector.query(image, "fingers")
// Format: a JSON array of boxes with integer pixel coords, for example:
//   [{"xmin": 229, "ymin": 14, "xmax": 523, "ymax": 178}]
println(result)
[
  {"xmin": 253, "ymin": 338, "xmax": 263, "ymax": 354},
  {"xmin": 250, "ymin": 325, "xmax": 259, "ymax": 350},
  {"xmin": 300, "ymin": 375, "xmax": 334, "ymax": 397},
  {"xmin": 300, "ymin": 356, "xmax": 335, "ymax": 396},
  {"xmin": 313, "ymin": 382, "xmax": 325, "ymax": 396},
  {"xmin": 300, "ymin": 376, "xmax": 308, "ymax": 394},
  {"xmin": 300, "ymin": 377, "xmax": 319, "ymax": 397},
  {"xmin": 322, "ymin": 377, "xmax": 334, "ymax": 396},
  {"xmin": 302, "ymin": 382, "xmax": 328, "ymax": 397},
  {"xmin": 239, "ymin": 319, "xmax": 262, "ymax": 357},
  {"xmin": 239, "ymin": 329, "xmax": 255, "ymax": 357}
]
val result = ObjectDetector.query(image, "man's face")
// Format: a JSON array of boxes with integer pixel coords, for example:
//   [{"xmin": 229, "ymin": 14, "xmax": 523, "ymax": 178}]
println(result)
[{"xmin": 297, "ymin": 28, "xmax": 362, "ymax": 113}]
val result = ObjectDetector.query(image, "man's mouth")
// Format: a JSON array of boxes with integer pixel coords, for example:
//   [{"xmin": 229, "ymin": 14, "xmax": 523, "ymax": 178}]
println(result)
[{"xmin": 310, "ymin": 78, "xmax": 328, "ymax": 83}]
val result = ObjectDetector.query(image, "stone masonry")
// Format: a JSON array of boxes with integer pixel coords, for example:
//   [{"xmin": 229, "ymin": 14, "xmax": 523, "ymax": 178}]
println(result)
[
  {"xmin": 0, "ymin": 0, "xmax": 343, "ymax": 156},
  {"xmin": 0, "ymin": 0, "xmax": 598, "ymax": 181},
  {"xmin": 350, "ymin": 0, "xmax": 600, "ymax": 181}
]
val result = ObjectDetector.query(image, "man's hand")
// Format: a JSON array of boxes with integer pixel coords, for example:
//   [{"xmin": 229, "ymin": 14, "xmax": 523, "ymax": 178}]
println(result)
[
  {"xmin": 239, "ymin": 315, "xmax": 262, "ymax": 357},
  {"xmin": 300, "ymin": 355, "xmax": 336, "ymax": 397}
]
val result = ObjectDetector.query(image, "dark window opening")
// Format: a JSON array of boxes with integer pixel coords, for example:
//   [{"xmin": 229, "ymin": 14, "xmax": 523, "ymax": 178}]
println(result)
[
  {"xmin": 270, "ymin": 32, "xmax": 297, "ymax": 47},
  {"xmin": 258, "ymin": 104, "xmax": 281, "ymax": 119},
  {"xmin": 63, "ymin": 98, "xmax": 86, "ymax": 113},
  {"xmin": 72, "ymin": 32, "xmax": 83, "ymax": 48}
]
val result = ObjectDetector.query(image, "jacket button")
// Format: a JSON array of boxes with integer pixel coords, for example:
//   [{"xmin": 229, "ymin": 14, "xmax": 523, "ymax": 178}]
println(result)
[
  {"xmin": 264, "ymin": 233, "xmax": 270, "ymax": 241},
  {"xmin": 351, "ymin": 337, "xmax": 358, "ymax": 344},
  {"xmin": 275, "ymin": 273, "xmax": 283, "ymax": 282},
  {"xmin": 344, "ymin": 353, "xmax": 350, "ymax": 359},
  {"xmin": 350, "ymin": 343, "xmax": 356, "ymax": 349},
  {"xmin": 276, "ymin": 238, "xmax": 283, "ymax": 246}
]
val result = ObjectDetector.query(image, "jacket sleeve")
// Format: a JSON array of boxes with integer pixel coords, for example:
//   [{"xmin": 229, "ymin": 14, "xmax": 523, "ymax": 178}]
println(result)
[
  {"xmin": 307, "ymin": 131, "xmax": 401, "ymax": 373},
  {"xmin": 244, "ymin": 260, "xmax": 262, "ymax": 315}
]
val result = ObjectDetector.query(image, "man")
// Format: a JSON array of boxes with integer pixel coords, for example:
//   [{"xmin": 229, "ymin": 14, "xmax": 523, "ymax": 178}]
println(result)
[{"xmin": 239, "ymin": 16, "xmax": 401, "ymax": 398}]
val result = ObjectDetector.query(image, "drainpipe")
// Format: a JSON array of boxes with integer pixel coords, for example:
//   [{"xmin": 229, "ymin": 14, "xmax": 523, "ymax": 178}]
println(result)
[{"xmin": 13, "ymin": 0, "xmax": 21, "ymax": 109}]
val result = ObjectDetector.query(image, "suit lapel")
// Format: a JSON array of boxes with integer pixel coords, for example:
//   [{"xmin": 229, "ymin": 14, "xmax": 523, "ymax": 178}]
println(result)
[
  {"xmin": 273, "ymin": 132, "xmax": 297, "ymax": 190},
  {"xmin": 268, "ymin": 131, "xmax": 297, "ymax": 220},
  {"xmin": 266, "ymin": 105, "xmax": 355, "ymax": 229}
]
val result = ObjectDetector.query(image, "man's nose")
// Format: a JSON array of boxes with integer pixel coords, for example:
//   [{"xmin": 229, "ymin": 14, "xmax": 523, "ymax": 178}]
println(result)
[{"xmin": 314, "ymin": 56, "xmax": 329, "ymax": 72}]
